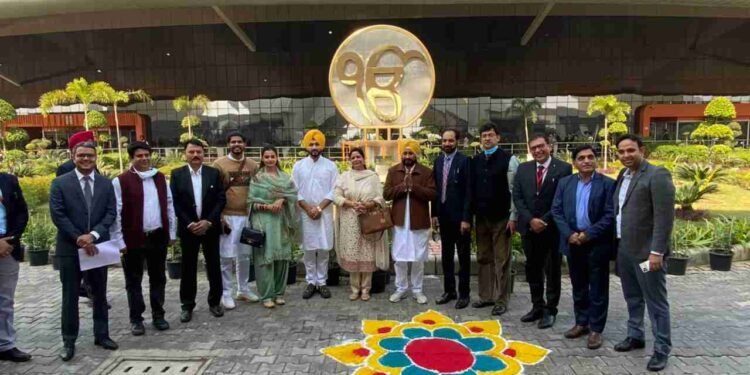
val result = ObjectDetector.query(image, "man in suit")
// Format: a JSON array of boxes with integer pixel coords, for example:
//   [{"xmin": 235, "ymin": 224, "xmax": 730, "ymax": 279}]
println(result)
[
  {"xmin": 0, "ymin": 172, "xmax": 30, "ymax": 362},
  {"xmin": 551, "ymin": 145, "xmax": 615, "ymax": 349},
  {"xmin": 612, "ymin": 134, "xmax": 675, "ymax": 372},
  {"xmin": 513, "ymin": 134, "xmax": 572, "ymax": 329},
  {"xmin": 170, "ymin": 139, "xmax": 227, "ymax": 323},
  {"xmin": 432, "ymin": 128, "xmax": 472, "ymax": 309},
  {"xmin": 50, "ymin": 141, "xmax": 118, "ymax": 361}
]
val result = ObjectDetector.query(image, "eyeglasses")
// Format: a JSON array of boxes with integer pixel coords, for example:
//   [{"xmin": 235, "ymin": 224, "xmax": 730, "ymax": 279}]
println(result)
[{"xmin": 75, "ymin": 154, "xmax": 96, "ymax": 159}]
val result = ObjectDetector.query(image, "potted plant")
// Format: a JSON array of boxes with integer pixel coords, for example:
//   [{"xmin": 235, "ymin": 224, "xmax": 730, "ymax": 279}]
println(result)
[
  {"xmin": 667, "ymin": 227, "xmax": 690, "ymax": 276},
  {"xmin": 23, "ymin": 214, "xmax": 54, "ymax": 266},
  {"xmin": 709, "ymin": 217, "xmax": 735, "ymax": 271},
  {"xmin": 167, "ymin": 240, "xmax": 182, "ymax": 279},
  {"xmin": 287, "ymin": 244, "xmax": 303, "ymax": 285}
]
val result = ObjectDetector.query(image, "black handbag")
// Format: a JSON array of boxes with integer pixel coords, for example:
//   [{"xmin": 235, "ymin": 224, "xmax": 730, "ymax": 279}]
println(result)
[{"xmin": 240, "ymin": 205, "xmax": 265, "ymax": 248}]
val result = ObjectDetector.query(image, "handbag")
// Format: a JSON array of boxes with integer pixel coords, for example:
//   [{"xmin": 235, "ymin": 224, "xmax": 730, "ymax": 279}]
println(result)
[
  {"xmin": 358, "ymin": 206, "xmax": 394, "ymax": 235},
  {"xmin": 240, "ymin": 205, "xmax": 265, "ymax": 248}
]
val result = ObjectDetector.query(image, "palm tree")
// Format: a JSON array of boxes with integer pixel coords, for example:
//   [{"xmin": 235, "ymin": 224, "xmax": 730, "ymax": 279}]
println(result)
[
  {"xmin": 173, "ymin": 95, "xmax": 210, "ymax": 139},
  {"xmin": 39, "ymin": 77, "xmax": 113, "ymax": 131},
  {"xmin": 506, "ymin": 98, "xmax": 541, "ymax": 160},
  {"xmin": 100, "ymin": 88, "xmax": 153, "ymax": 172},
  {"xmin": 587, "ymin": 95, "xmax": 631, "ymax": 169}
]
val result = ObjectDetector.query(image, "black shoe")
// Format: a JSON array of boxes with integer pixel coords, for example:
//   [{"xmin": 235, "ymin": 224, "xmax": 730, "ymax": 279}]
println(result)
[
  {"xmin": 647, "ymin": 352, "xmax": 668, "ymax": 372},
  {"xmin": 436, "ymin": 293, "xmax": 457, "ymax": 305},
  {"xmin": 130, "ymin": 322, "xmax": 145, "ymax": 336},
  {"xmin": 152, "ymin": 318, "xmax": 170, "ymax": 331},
  {"xmin": 209, "ymin": 304, "xmax": 225, "ymax": 317},
  {"xmin": 491, "ymin": 304, "xmax": 507, "ymax": 316},
  {"xmin": 180, "ymin": 310, "xmax": 193, "ymax": 323},
  {"xmin": 0, "ymin": 347, "xmax": 31, "ymax": 362},
  {"xmin": 614, "ymin": 337, "xmax": 646, "ymax": 352},
  {"xmin": 94, "ymin": 337, "xmax": 119, "ymax": 350},
  {"xmin": 455, "ymin": 297, "xmax": 470, "ymax": 309},
  {"xmin": 302, "ymin": 283, "xmax": 317, "ymax": 299},
  {"xmin": 520, "ymin": 309, "xmax": 543, "ymax": 323},
  {"xmin": 59, "ymin": 344, "xmax": 75, "ymax": 362},
  {"xmin": 538, "ymin": 311, "xmax": 556, "ymax": 329},
  {"xmin": 319, "ymin": 286, "xmax": 332, "ymax": 299},
  {"xmin": 472, "ymin": 300, "xmax": 494, "ymax": 309}
]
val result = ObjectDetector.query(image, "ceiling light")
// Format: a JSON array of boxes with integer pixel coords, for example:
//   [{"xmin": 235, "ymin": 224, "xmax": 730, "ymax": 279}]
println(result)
[
  {"xmin": 263, "ymin": 78, "xmax": 267, "ymax": 82},
  {"xmin": 96, "ymin": 69, "xmax": 102, "ymax": 73},
  {"xmin": 165, "ymin": 52, "xmax": 171, "ymax": 56},
  {"xmin": 328, "ymin": 30, "xmax": 333, "ymax": 35}
]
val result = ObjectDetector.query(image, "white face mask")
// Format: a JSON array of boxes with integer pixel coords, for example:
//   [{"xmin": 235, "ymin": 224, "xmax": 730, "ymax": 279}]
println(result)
[{"xmin": 135, "ymin": 168, "xmax": 158, "ymax": 180}]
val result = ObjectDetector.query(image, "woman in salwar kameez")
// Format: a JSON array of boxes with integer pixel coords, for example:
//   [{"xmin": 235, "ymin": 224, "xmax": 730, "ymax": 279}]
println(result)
[
  {"xmin": 333, "ymin": 148, "xmax": 387, "ymax": 302},
  {"xmin": 248, "ymin": 146, "xmax": 298, "ymax": 309}
]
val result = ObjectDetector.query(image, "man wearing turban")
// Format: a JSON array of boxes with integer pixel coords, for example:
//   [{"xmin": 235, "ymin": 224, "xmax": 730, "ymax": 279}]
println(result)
[
  {"xmin": 292, "ymin": 129, "xmax": 339, "ymax": 299},
  {"xmin": 383, "ymin": 139, "xmax": 436, "ymax": 305}
]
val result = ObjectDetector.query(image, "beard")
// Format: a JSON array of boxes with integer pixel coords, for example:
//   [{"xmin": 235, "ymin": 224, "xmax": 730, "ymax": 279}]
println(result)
[
  {"xmin": 309, "ymin": 149, "xmax": 321, "ymax": 157},
  {"xmin": 403, "ymin": 158, "xmax": 416, "ymax": 167},
  {"xmin": 442, "ymin": 145, "xmax": 456, "ymax": 154}
]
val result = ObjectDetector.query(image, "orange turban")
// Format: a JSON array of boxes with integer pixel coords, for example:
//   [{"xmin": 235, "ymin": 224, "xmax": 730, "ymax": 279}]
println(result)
[
  {"xmin": 398, "ymin": 139, "xmax": 422, "ymax": 156},
  {"xmin": 302, "ymin": 129, "xmax": 326, "ymax": 149}
]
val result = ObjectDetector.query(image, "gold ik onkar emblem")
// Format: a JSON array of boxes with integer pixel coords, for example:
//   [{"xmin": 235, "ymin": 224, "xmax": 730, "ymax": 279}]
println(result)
[{"xmin": 329, "ymin": 25, "xmax": 436, "ymax": 129}]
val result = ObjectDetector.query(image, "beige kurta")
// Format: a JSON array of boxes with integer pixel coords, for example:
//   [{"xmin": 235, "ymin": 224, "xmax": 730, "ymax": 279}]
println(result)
[{"xmin": 333, "ymin": 169, "xmax": 387, "ymax": 273}]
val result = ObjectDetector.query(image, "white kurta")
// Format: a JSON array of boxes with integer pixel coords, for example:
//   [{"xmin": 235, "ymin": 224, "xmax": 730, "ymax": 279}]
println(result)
[
  {"xmin": 219, "ymin": 215, "xmax": 251, "ymax": 258},
  {"xmin": 391, "ymin": 194, "xmax": 430, "ymax": 262},
  {"xmin": 292, "ymin": 156, "xmax": 338, "ymax": 251}
]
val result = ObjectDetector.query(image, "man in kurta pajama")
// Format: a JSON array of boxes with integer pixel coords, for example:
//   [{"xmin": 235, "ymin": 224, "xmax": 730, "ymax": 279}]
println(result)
[
  {"xmin": 384, "ymin": 140, "xmax": 437, "ymax": 305},
  {"xmin": 293, "ymin": 130, "xmax": 339, "ymax": 299}
]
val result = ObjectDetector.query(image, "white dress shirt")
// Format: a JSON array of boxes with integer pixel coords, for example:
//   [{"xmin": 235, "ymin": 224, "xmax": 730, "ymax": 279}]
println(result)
[
  {"xmin": 536, "ymin": 157, "xmax": 552, "ymax": 184},
  {"xmin": 74, "ymin": 168, "xmax": 100, "ymax": 240},
  {"xmin": 110, "ymin": 170, "xmax": 178, "ymax": 244},
  {"xmin": 616, "ymin": 169, "xmax": 633, "ymax": 239},
  {"xmin": 190, "ymin": 166, "xmax": 203, "ymax": 218}
]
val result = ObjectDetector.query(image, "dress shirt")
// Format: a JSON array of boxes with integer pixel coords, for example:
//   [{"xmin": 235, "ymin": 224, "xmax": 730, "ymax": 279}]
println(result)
[
  {"xmin": 74, "ymin": 168, "xmax": 100, "ymax": 240},
  {"xmin": 616, "ymin": 169, "xmax": 632, "ymax": 239},
  {"xmin": 535, "ymin": 157, "xmax": 552, "ymax": 184},
  {"xmin": 575, "ymin": 174, "xmax": 593, "ymax": 231},
  {"xmin": 0, "ymin": 189, "xmax": 6, "ymax": 235},
  {"xmin": 110, "ymin": 170, "xmax": 178, "ymax": 243},
  {"xmin": 190, "ymin": 166, "xmax": 203, "ymax": 218},
  {"xmin": 440, "ymin": 151, "xmax": 455, "ymax": 203}
]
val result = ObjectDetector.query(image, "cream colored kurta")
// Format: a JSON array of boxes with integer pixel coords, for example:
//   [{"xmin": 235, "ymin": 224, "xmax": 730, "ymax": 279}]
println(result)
[
  {"xmin": 391, "ymin": 193, "xmax": 430, "ymax": 262},
  {"xmin": 292, "ymin": 156, "xmax": 338, "ymax": 251},
  {"xmin": 333, "ymin": 169, "xmax": 387, "ymax": 272}
]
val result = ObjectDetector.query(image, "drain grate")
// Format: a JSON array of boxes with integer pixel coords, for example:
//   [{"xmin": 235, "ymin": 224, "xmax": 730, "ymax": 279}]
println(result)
[{"xmin": 100, "ymin": 357, "xmax": 210, "ymax": 375}]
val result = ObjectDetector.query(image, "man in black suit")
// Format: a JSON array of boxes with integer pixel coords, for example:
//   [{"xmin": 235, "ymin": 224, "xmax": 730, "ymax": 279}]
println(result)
[
  {"xmin": 0, "ymin": 172, "xmax": 30, "ymax": 362},
  {"xmin": 431, "ymin": 128, "xmax": 472, "ymax": 309},
  {"xmin": 513, "ymin": 134, "xmax": 572, "ymax": 329},
  {"xmin": 49, "ymin": 141, "xmax": 118, "ymax": 361},
  {"xmin": 170, "ymin": 139, "xmax": 226, "ymax": 323}
]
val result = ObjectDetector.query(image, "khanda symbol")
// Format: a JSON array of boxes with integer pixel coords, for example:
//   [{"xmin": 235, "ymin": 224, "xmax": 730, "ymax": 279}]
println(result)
[{"xmin": 336, "ymin": 45, "xmax": 427, "ymax": 124}]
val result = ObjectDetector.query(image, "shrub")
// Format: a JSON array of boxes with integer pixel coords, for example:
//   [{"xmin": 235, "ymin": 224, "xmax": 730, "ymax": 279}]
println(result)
[
  {"xmin": 19, "ymin": 175, "xmax": 54, "ymax": 209},
  {"xmin": 22, "ymin": 211, "xmax": 56, "ymax": 252},
  {"xmin": 704, "ymin": 96, "xmax": 736, "ymax": 120},
  {"xmin": 651, "ymin": 144, "xmax": 709, "ymax": 162},
  {"xmin": 158, "ymin": 162, "xmax": 184, "ymax": 177},
  {"xmin": 733, "ymin": 170, "xmax": 750, "ymax": 190}
]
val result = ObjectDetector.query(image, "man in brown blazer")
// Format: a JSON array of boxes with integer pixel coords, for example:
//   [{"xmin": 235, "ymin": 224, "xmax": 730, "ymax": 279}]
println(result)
[{"xmin": 383, "ymin": 140, "xmax": 437, "ymax": 305}]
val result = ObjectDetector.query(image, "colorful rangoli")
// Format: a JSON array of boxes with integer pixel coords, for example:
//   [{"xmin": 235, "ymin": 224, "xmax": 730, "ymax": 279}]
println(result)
[{"xmin": 321, "ymin": 310, "xmax": 550, "ymax": 374}]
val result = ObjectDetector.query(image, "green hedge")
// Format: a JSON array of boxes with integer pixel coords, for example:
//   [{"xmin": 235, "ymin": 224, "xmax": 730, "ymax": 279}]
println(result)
[{"xmin": 19, "ymin": 175, "xmax": 55, "ymax": 209}]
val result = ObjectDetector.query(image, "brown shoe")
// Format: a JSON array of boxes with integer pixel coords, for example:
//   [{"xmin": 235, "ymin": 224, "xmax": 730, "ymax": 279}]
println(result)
[
  {"xmin": 587, "ymin": 332, "xmax": 603, "ymax": 350},
  {"xmin": 564, "ymin": 325, "xmax": 590, "ymax": 339}
]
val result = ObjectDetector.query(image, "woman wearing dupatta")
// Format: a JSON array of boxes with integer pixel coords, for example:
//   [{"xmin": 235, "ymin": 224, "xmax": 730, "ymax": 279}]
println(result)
[
  {"xmin": 247, "ymin": 146, "xmax": 298, "ymax": 308},
  {"xmin": 333, "ymin": 148, "xmax": 387, "ymax": 302}
]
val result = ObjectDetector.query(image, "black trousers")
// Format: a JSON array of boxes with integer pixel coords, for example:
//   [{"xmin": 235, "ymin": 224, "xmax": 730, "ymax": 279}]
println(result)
[
  {"xmin": 567, "ymin": 242, "xmax": 610, "ymax": 333},
  {"xmin": 180, "ymin": 232, "xmax": 222, "ymax": 311},
  {"xmin": 439, "ymin": 216, "xmax": 471, "ymax": 298},
  {"xmin": 122, "ymin": 229, "xmax": 168, "ymax": 323},
  {"xmin": 59, "ymin": 256, "xmax": 109, "ymax": 344},
  {"xmin": 522, "ymin": 229, "xmax": 562, "ymax": 315}
]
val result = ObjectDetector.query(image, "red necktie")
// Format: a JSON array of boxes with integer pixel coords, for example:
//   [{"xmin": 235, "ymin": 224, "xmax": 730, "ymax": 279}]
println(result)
[{"xmin": 536, "ymin": 165, "xmax": 545, "ymax": 191}]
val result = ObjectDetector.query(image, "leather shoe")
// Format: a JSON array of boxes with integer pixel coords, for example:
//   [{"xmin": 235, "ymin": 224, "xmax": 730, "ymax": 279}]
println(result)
[
  {"xmin": 455, "ymin": 297, "xmax": 470, "ymax": 310},
  {"xmin": 318, "ymin": 286, "xmax": 332, "ymax": 299},
  {"xmin": 564, "ymin": 325, "xmax": 590, "ymax": 339},
  {"xmin": 491, "ymin": 304, "xmax": 507, "ymax": 316},
  {"xmin": 472, "ymin": 300, "xmax": 494, "ymax": 309},
  {"xmin": 435, "ymin": 293, "xmax": 457, "ymax": 305},
  {"xmin": 538, "ymin": 311, "xmax": 556, "ymax": 329},
  {"xmin": 131, "ymin": 321, "xmax": 145, "ymax": 336},
  {"xmin": 302, "ymin": 283, "xmax": 317, "ymax": 299},
  {"xmin": 59, "ymin": 344, "xmax": 75, "ymax": 362},
  {"xmin": 94, "ymin": 337, "xmax": 119, "ymax": 350},
  {"xmin": 180, "ymin": 310, "xmax": 192, "ymax": 323},
  {"xmin": 587, "ymin": 332, "xmax": 603, "ymax": 350},
  {"xmin": 647, "ymin": 352, "xmax": 668, "ymax": 372},
  {"xmin": 614, "ymin": 337, "xmax": 645, "ymax": 352},
  {"xmin": 152, "ymin": 318, "xmax": 170, "ymax": 331},
  {"xmin": 520, "ymin": 309, "xmax": 543, "ymax": 322},
  {"xmin": 0, "ymin": 347, "xmax": 31, "ymax": 362},
  {"xmin": 209, "ymin": 304, "xmax": 225, "ymax": 317}
]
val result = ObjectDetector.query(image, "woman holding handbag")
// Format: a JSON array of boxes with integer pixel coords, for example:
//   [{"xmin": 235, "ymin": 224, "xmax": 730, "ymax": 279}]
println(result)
[
  {"xmin": 247, "ymin": 145, "xmax": 298, "ymax": 309},
  {"xmin": 333, "ymin": 148, "xmax": 389, "ymax": 302}
]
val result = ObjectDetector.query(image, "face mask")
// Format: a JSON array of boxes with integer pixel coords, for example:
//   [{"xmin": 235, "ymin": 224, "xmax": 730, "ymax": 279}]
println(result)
[
  {"xmin": 484, "ymin": 145, "xmax": 498, "ymax": 156},
  {"xmin": 135, "ymin": 168, "xmax": 158, "ymax": 180}
]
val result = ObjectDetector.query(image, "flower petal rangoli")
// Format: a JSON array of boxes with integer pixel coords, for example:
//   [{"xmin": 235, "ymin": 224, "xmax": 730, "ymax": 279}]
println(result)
[{"xmin": 322, "ymin": 310, "xmax": 550, "ymax": 374}]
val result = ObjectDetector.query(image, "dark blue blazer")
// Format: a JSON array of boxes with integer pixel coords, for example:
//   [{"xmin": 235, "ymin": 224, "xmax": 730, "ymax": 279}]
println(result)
[
  {"xmin": 49, "ymin": 171, "xmax": 116, "ymax": 257},
  {"xmin": 432, "ymin": 152, "xmax": 472, "ymax": 224},
  {"xmin": 0, "ymin": 173, "xmax": 29, "ymax": 261},
  {"xmin": 551, "ymin": 172, "xmax": 616, "ymax": 256}
]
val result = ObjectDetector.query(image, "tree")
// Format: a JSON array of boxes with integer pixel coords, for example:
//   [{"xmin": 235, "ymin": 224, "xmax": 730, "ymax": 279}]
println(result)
[
  {"xmin": 0, "ymin": 99, "xmax": 17, "ymax": 153},
  {"xmin": 87, "ymin": 110, "xmax": 108, "ymax": 129},
  {"xmin": 173, "ymin": 95, "xmax": 210, "ymax": 139},
  {"xmin": 704, "ymin": 96, "xmax": 736, "ymax": 123},
  {"xmin": 38, "ymin": 78, "xmax": 113, "ymax": 130},
  {"xmin": 506, "ymin": 98, "xmax": 541, "ymax": 159},
  {"xmin": 5, "ymin": 128, "xmax": 28, "ymax": 149},
  {"xmin": 587, "ymin": 95, "xmax": 631, "ymax": 169},
  {"xmin": 99, "ymin": 88, "xmax": 152, "ymax": 172},
  {"xmin": 693, "ymin": 97, "xmax": 739, "ymax": 146}
]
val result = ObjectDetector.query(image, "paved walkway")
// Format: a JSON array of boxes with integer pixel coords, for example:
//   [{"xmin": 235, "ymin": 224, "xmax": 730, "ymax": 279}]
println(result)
[{"xmin": 2, "ymin": 261, "xmax": 750, "ymax": 374}]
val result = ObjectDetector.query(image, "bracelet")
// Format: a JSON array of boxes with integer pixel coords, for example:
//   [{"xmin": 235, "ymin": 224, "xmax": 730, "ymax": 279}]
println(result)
[{"xmin": 316, "ymin": 205, "xmax": 322, "ymax": 212}]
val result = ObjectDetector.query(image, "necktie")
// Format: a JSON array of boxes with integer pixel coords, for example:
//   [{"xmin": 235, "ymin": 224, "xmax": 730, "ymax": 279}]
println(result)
[
  {"xmin": 441, "ymin": 157, "xmax": 451, "ymax": 203},
  {"xmin": 536, "ymin": 165, "xmax": 545, "ymax": 191},
  {"xmin": 83, "ymin": 175, "xmax": 93, "ymax": 212}
]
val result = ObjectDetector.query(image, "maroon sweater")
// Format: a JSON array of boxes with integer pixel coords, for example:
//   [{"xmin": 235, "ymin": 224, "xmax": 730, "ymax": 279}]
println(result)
[{"xmin": 119, "ymin": 170, "xmax": 169, "ymax": 249}]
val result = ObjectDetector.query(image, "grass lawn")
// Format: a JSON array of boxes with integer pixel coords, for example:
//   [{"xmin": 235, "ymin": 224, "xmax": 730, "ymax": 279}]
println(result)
[{"xmin": 695, "ymin": 182, "xmax": 750, "ymax": 218}]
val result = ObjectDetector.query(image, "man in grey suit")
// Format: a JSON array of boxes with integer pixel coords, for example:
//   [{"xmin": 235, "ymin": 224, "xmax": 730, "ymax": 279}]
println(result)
[
  {"xmin": 50, "ymin": 141, "xmax": 118, "ymax": 361},
  {"xmin": 612, "ymin": 134, "xmax": 675, "ymax": 372}
]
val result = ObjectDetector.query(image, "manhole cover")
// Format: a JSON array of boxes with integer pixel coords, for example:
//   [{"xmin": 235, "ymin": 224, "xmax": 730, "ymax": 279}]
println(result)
[{"xmin": 99, "ymin": 357, "xmax": 210, "ymax": 375}]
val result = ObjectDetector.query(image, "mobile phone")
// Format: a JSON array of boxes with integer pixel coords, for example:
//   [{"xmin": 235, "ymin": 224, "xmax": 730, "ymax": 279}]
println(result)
[{"xmin": 639, "ymin": 260, "xmax": 650, "ymax": 273}]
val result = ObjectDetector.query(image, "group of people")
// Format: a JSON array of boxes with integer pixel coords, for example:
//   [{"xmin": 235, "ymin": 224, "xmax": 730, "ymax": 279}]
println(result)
[{"xmin": 0, "ymin": 125, "xmax": 676, "ymax": 372}]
